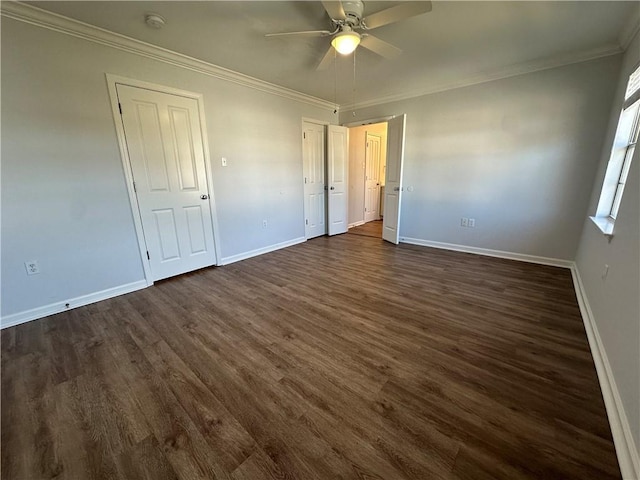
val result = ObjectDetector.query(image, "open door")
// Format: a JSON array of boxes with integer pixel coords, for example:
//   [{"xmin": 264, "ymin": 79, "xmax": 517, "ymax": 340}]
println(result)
[
  {"xmin": 328, "ymin": 125, "xmax": 349, "ymax": 235},
  {"xmin": 382, "ymin": 115, "xmax": 406, "ymax": 244}
]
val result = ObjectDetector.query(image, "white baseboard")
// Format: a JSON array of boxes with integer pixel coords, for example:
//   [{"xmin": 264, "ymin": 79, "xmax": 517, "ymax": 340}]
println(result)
[
  {"xmin": 1, "ymin": 236, "xmax": 308, "ymax": 327},
  {"xmin": 348, "ymin": 221, "xmax": 365, "ymax": 228},
  {"xmin": 399, "ymin": 237, "xmax": 573, "ymax": 268},
  {"xmin": 219, "ymin": 237, "xmax": 306, "ymax": 265},
  {"xmin": 0, "ymin": 280, "xmax": 148, "ymax": 330},
  {"xmin": 571, "ymin": 266, "xmax": 640, "ymax": 480}
]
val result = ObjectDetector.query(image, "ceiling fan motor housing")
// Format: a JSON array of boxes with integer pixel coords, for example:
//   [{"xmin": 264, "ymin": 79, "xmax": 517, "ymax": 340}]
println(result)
[{"xmin": 341, "ymin": 0, "xmax": 364, "ymax": 25}]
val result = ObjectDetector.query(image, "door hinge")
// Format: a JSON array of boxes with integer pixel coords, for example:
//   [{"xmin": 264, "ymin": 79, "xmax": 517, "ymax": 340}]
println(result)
[
  {"xmin": 118, "ymin": 103, "xmax": 122, "ymax": 115},
  {"xmin": 132, "ymin": 181, "xmax": 137, "ymax": 192},
  {"xmin": 304, "ymin": 177, "xmax": 307, "ymax": 184},
  {"xmin": 146, "ymin": 251, "xmax": 150, "ymax": 260},
  {"xmin": 303, "ymin": 132, "xmax": 306, "ymax": 139},
  {"xmin": 305, "ymin": 219, "xmax": 308, "ymax": 225}
]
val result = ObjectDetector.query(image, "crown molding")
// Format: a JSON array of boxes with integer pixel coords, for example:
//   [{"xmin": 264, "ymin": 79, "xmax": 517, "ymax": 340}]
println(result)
[
  {"xmin": 0, "ymin": 1, "xmax": 335, "ymax": 111},
  {"xmin": 2, "ymin": 1, "xmax": 629, "ymax": 114},
  {"xmin": 619, "ymin": 5, "xmax": 640, "ymax": 51},
  {"xmin": 341, "ymin": 43, "xmax": 623, "ymax": 112}
]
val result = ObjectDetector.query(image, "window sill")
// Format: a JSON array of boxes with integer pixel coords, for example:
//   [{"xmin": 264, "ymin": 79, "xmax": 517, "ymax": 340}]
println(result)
[{"xmin": 590, "ymin": 216, "xmax": 615, "ymax": 237}]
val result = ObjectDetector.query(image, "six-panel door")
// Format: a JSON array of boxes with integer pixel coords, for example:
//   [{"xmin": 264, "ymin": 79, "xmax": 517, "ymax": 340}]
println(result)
[
  {"xmin": 117, "ymin": 84, "xmax": 217, "ymax": 280},
  {"xmin": 303, "ymin": 121, "xmax": 327, "ymax": 239}
]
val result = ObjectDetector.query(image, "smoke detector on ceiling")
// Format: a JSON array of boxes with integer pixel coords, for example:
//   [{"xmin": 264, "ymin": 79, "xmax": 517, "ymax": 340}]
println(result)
[{"xmin": 145, "ymin": 13, "xmax": 166, "ymax": 29}]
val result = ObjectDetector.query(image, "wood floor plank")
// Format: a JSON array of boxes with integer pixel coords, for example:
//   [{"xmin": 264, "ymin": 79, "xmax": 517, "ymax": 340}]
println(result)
[
  {"xmin": 51, "ymin": 375, "xmax": 122, "ymax": 480},
  {"xmin": 114, "ymin": 435, "xmax": 179, "ymax": 480},
  {"xmin": 1, "ymin": 235, "xmax": 621, "ymax": 479},
  {"xmin": 96, "ymin": 313, "xmax": 234, "ymax": 480},
  {"xmin": 1, "ymin": 354, "xmax": 55, "ymax": 480},
  {"xmin": 231, "ymin": 448, "xmax": 286, "ymax": 480},
  {"xmin": 347, "ymin": 220, "xmax": 383, "ymax": 238},
  {"xmin": 136, "ymin": 338, "xmax": 256, "ymax": 472}
]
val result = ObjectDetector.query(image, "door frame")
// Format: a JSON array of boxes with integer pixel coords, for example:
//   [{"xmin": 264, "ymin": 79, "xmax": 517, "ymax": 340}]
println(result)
[
  {"xmin": 106, "ymin": 74, "xmax": 222, "ymax": 286},
  {"xmin": 301, "ymin": 117, "xmax": 330, "ymax": 239},
  {"xmin": 343, "ymin": 115, "xmax": 395, "ymax": 128}
]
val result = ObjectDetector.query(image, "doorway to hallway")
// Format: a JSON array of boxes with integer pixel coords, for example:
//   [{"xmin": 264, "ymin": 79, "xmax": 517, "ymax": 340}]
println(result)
[
  {"xmin": 346, "ymin": 115, "xmax": 406, "ymax": 244},
  {"xmin": 347, "ymin": 121, "xmax": 388, "ymax": 233}
]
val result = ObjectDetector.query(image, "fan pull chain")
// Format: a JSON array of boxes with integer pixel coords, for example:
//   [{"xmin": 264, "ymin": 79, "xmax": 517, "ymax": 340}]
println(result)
[
  {"xmin": 352, "ymin": 50, "xmax": 357, "ymax": 117},
  {"xmin": 333, "ymin": 48, "xmax": 338, "ymax": 115}
]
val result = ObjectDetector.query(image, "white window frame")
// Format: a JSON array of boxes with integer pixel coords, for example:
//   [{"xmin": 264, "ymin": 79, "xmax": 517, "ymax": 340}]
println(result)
[
  {"xmin": 609, "ymin": 105, "xmax": 638, "ymax": 220},
  {"xmin": 591, "ymin": 63, "xmax": 640, "ymax": 236}
]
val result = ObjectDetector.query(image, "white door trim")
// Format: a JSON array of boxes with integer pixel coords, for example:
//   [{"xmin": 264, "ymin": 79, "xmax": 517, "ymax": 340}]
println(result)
[
  {"xmin": 105, "ymin": 74, "xmax": 222, "ymax": 285},
  {"xmin": 342, "ymin": 115, "xmax": 396, "ymax": 128},
  {"xmin": 302, "ymin": 117, "xmax": 330, "ymax": 126}
]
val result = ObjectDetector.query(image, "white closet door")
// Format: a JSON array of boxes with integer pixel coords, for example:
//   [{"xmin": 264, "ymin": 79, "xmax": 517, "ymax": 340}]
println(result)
[{"xmin": 117, "ymin": 84, "xmax": 216, "ymax": 280}]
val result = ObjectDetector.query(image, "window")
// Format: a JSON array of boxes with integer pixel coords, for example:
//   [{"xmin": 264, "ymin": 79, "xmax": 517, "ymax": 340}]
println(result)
[{"xmin": 591, "ymin": 64, "xmax": 640, "ymax": 235}]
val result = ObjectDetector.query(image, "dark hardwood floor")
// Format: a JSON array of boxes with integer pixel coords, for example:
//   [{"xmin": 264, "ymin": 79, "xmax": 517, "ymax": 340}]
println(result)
[{"xmin": 1, "ymin": 234, "xmax": 621, "ymax": 479}]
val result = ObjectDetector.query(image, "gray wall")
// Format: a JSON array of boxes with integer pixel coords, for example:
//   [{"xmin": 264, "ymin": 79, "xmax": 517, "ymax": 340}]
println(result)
[
  {"xmin": 1, "ymin": 17, "xmax": 334, "ymax": 318},
  {"xmin": 341, "ymin": 56, "xmax": 622, "ymax": 260},
  {"xmin": 575, "ymin": 29, "xmax": 640, "ymax": 467}
]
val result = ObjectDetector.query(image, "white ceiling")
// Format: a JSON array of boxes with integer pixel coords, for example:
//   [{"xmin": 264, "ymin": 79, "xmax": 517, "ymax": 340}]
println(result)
[{"xmin": 26, "ymin": 1, "xmax": 639, "ymax": 107}]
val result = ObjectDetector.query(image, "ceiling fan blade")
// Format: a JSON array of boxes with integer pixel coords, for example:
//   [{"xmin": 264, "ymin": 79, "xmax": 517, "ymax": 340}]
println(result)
[
  {"xmin": 316, "ymin": 45, "xmax": 336, "ymax": 71},
  {"xmin": 265, "ymin": 30, "xmax": 332, "ymax": 38},
  {"xmin": 362, "ymin": 1, "xmax": 432, "ymax": 30},
  {"xmin": 321, "ymin": 1, "xmax": 346, "ymax": 20},
  {"xmin": 360, "ymin": 35, "xmax": 402, "ymax": 59}
]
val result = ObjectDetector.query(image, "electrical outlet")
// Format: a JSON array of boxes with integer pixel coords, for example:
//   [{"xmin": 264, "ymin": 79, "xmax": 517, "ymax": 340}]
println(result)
[
  {"xmin": 221, "ymin": 157, "xmax": 227, "ymax": 167},
  {"xmin": 263, "ymin": 220, "xmax": 268, "ymax": 228},
  {"xmin": 468, "ymin": 218, "xmax": 475, "ymax": 228},
  {"xmin": 461, "ymin": 217, "xmax": 468, "ymax": 227},
  {"xmin": 25, "ymin": 260, "xmax": 40, "ymax": 275}
]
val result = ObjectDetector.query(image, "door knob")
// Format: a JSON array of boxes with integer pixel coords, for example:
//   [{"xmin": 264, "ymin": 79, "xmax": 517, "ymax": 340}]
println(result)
[
  {"xmin": 393, "ymin": 187, "xmax": 400, "ymax": 191},
  {"xmin": 330, "ymin": 186, "xmax": 335, "ymax": 190},
  {"xmin": 200, "ymin": 194, "xmax": 209, "ymax": 200}
]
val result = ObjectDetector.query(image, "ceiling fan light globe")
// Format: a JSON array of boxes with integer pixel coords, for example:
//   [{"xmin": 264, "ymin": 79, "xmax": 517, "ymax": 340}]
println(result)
[{"xmin": 331, "ymin": 31, "xmax": 361, "ymax": 55}]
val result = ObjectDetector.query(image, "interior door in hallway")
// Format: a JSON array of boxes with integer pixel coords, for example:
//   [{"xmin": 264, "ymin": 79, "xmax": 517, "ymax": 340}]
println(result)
[
  {"xmin": 302, "ymin": 121, "xmax": 327, "ymax": 239},
  {"xmin": 364, "ymin": 133, "xmax": 382, "ymax": 223},
  {"xmin": 117, "ymin": 84, "xmax": 217, "ymax": 280}
]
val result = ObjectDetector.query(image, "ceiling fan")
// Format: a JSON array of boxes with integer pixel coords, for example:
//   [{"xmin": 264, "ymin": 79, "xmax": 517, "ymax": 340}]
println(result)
[{"xmin": 265, "ymin": 1, "xmax": 432, "ymax": 70}]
